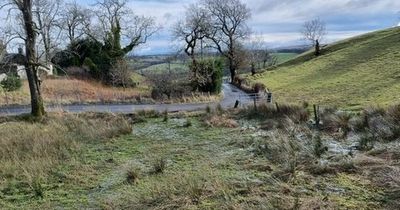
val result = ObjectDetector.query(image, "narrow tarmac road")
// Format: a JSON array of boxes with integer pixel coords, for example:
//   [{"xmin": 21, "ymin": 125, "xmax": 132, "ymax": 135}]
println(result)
[{"xmin": 0, "ymin": 83, "xmax": 255, "ymax": 116}]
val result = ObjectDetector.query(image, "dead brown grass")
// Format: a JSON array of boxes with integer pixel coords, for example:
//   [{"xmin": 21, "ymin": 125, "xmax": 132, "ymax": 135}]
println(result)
[
  {"xmin": 0, "ymin": 78, "xmax": 221, "ymax": 106},
  {"xmin": 0, "ymin": 78, "xmax": 149, "ymax": 106}
]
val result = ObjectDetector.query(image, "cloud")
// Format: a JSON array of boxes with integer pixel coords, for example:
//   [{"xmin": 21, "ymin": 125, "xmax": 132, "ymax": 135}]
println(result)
[
  {"xmin": 127, "ymin": 0, "xmax": 399, "ymax": 54},
  {"xmin": 4, "ymin": 0, "xmax": 399, "ymax": 55}
]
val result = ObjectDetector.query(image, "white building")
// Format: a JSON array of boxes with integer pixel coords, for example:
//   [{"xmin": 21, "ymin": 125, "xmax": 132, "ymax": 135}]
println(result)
[{"xmin": 0, "ymin": 50, "xmax": 53, "ymax": 82}]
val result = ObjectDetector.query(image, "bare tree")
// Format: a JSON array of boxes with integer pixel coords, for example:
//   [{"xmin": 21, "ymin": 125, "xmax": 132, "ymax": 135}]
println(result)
[
  {"xmin": 2, "ymin": 0, "xmax": 45, "ymax": 117},
  {"xmin": 33, "ymin": 0, "xmax": 63, "ymax": 64},
  {"xmin": 173, "ymin": 3, "xmax": 213, "ymax": 87},
  {"xmin": 247, "ymin": 36, "xmax": 264, "ymax": 75},
  {"xmin": 59, "ymin": 0, "xmax": 91, "ymax": 44},
  {"xmin": 109, "ymin": 59, "xmax": 131, "ymax": 88},
  {"xmin": 301, "ymin": 18, "xmax": 326, "ymax": 56},
  {"xmin": 89, "ymin": 0, "xmax": 158, "ymax": 55},
  {"xmin": 246, "ymin": 34, "xmax": 278, "ymax": 75},
  {"xmin": 173, "ymin": 4, "xmax": 211, "ymax": 65},
  {"xmin": 202, "ymin": 0, "xmax": 251, "ymax": 83}
]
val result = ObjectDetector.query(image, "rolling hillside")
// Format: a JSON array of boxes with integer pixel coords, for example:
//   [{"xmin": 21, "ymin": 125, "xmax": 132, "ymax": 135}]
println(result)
[{"xmin": 250, "ymin": 27, "xmax": 400, "ymax": 110}]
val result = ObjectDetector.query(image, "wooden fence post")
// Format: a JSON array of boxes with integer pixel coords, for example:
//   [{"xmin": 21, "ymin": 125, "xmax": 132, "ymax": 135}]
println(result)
[{"xmin": 234, "ymin": 100, "xmax": 239, "ymax": 108}]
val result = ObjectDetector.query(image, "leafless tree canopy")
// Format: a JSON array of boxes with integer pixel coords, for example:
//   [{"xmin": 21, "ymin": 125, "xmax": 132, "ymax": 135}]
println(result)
[
  {"xmin": 33, "ymin": 0, "xmax": 63, "ymax": 64},
  {"xmin": 173, "ymin": 3, "xmax": 211, "ymax": 63},
  {"xmin": 247, "ymin": 35, "xmax": 277, "ymax": 75},
  {"xmin": 301, "ymin": 18, "xmax": 327, "ymax": 56},
  {"xmin": 301, "ymin": 18, "xmax": 327, "ymax": 46},
  {"xmin": 109, "ymin": 59, "xmax": 132, "ymax": 88},
  {"xmin": 202, "ymin": 0, "xmax": 251, "ymax": 82},
  {"xmin": 174, "ymin": 0, "xmax": 251, "ymax": 83},
  {"xmin": 59, "ymin": 1, "xmax": 91, "ymax": 43},
  {"xmin": 89, "ymin": 0, "xmax": 158, "ymax": 54}
]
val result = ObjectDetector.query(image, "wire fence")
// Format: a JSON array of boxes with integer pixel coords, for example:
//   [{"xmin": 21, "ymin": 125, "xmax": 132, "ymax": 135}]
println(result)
[{"xmin": 236, "ymin": 92, "xmax": 273, "ymax": 108}]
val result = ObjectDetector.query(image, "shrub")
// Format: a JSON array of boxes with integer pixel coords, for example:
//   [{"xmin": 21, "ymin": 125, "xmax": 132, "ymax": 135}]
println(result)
[
  {"xmin": 51, "ymin": 50, "xmax": 80, "ymax": 70},
  {"xmin": 189, "ymin": 59, "xmax": 223, "ymax": 94},
  {"xmin": 184, "ymin": 119, "xmax": 192, "ymax": 127},
  {"xmin": 313, "ymin": 134, "xmax": 327, "ymax": 158},
  {"xmin": 355, "ymin": 105, "xmax": 399, "ymax": 141},
  {"xmin": 83, "ymin": 57, "xmax": 100, "ymax": 79},
  {"xmin": 216, "ymin": 104, "xmax": 224, "ymax": 115},
  {"xmin": 69, "ymin": 38, "xmax": 112, "ymax": 83},
  {"xmin": 358, "ymin": 132, "xmax": 376, "ymax": 151},
  {"xmin": 387, "ymin": 104, "xmax": 400, "ymax": 123},
  {"xmin": 162, "ymin": 110, "xmax": 169, "ymax": 122},
  {"xmin": 149, "ymin": 72, "xmax": 189, "ymax": 100},
  {"xmin": 205, "ymin": 105, "xmax": 211, "ymax": 114},
  {"xmin": 109, "ymin": 59, "xmax": 135, "ymax": 88},
  {"xmin": 321, "ymin": 111, "xmax": 352, "ymax": 137},
  {"xmin": 151, "ymin": 158, "xmax": 167, "ymax": 174},
  {"xmin": 1, "ymin": 74, "xmax": 22, "ymax": 92},
  {"xmin": 252, "ymin": 82, "xmax": 266, "ymax": 93}
]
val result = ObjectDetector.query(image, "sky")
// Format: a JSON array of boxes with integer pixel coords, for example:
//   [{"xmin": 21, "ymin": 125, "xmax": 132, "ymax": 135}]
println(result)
[{"xmin": 10, "ymin": 0, "xmax": 400, "ymax": 55}]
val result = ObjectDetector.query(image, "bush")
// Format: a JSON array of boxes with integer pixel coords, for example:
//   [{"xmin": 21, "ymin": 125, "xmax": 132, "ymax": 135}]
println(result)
[
  {"xmin": 69, "ymin": 38, "xmax": 112, "ymax": 82},
  {"xmin": 109, "ymin": 59, "xmax": 135, "ymax": 88},
  {"xmin": 321, "ymin": 111, "xmax": 353, "ymax": 137},
  {"xmin": 184, "ymin": 119, "xmax": 192, "ymax": 127},
  {"xmin": 1, "ymin": 74, "xmax": 22, "ymax": 92},
  {"xmin": 313, "ymin": 134, "xmax": 327, "ymax": 158},
  {"xmin": 151, "ymin": 158, "xmax": 167, "ymax": 174},
  {"xmin": 252, "ymin": 83, "xmax": 266, "ymax": 93},
  {"xmin": 353, "ymin": 105, "xmax": 400, "ymax": 141},
  {"xmin": 51, "ymin": 50, "xmax": 80, "ymax": 70},
  {"xmin": 83, "ymin": 57, "xmax": 100, "ymax": 79},
  {"xmin": 190, "ymin": 59, "xmax": 223, "ymax": 94},
  {"xmin": 149, "ymin": 72, "xmax": 190, "ymax": 100},
  {"xmin": 358, "ymin": 132, "xmax": 376, "ymax": 151}
]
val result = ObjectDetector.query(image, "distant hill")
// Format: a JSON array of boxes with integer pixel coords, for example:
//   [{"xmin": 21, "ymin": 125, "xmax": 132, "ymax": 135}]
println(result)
[{"xmin": 250, "ymin": 27, "xmax": 400, "ymax": 110}]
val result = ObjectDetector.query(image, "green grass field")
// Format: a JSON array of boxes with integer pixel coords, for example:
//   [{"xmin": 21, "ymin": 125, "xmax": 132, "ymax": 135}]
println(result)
[
  {"xmin": 274, "ymin": 53, "xmax": 298, "ymax": 64},
  {"xmin": 134, "ymin": 53, "xmax": 297, "ymax": 76},
  {"xmin": 2, "ymin": 109, "xmax": 399, "ymax": 209},
  {"xmin": 139, "ymin": 63, "xmax": 189, "ymax": 75},
  {"xmin": 249, "ymin": 27, "xmax": 400, "ymax": 110}
]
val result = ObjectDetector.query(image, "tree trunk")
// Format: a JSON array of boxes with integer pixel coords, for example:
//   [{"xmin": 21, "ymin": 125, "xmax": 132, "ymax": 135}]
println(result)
[
  {"xmin": 230, "ymin": 67, "xmax": 236, "ymax": 84},
  {"xmin": 22, "ymin": 0, "xmax": 45, "ymax": 117},
  {"xmin": 315, "ymin": 39, "xmax": 321, "ymax": 56},
  {"xmin": 229, "ymin": 57, "xmax": 236, "ymax": 84}
]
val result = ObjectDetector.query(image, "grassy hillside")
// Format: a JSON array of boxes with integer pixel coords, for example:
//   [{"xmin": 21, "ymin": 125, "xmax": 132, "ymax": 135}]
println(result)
[
  {"xmin": 274, "ymin": 52, "xmax": 299, "ymax": 64},
  {"xmin": 250, "ymin": 27, "xmax": 400, "ymax": 110}
]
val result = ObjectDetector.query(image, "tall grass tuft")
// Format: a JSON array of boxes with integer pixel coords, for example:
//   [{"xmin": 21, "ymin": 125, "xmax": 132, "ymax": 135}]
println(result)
[{"xmin": 241, "ymin": 103, "xmax": 309, "ymax": 123}]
